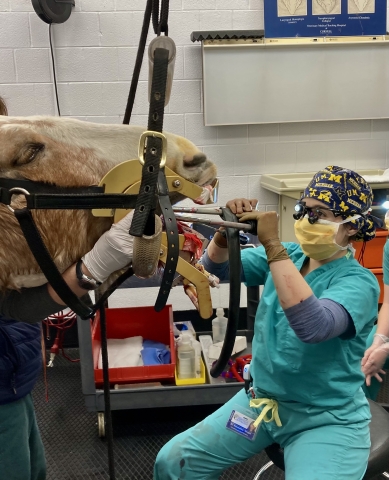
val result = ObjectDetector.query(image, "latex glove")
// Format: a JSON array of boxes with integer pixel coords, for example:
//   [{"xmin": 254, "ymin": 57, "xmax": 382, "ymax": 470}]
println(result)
[
  {"xmin": 362, "ymin": 343, "xmax": 389, "ymax": 386},
  {"xmin": 362, "ymin": 333, "xmax": 389, "ymax": 367},
  {"xmin": 237, "ymin": 211, "xmax": 289, "ymax": 264},
  {"xmin": 237, "ymin": 211, "xmax": 280, "ymax": 245},
  {"xmin": 225, "ymin": 198, "xmax": 258, "ymax": 215},
  {"xmin": 82, "ymin": 211, "xmax": 135, "ymax": 283}
]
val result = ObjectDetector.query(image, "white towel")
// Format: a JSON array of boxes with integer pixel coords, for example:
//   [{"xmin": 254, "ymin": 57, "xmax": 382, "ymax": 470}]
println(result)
[{"xmin": 98, "ymin": 335, "xmax": 144, "ymax": 369}]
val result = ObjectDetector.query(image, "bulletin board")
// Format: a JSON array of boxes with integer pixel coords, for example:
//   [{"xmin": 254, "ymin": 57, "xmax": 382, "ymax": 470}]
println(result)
[
  {"xmin": 202, "ymin": 38, "xmax": 389, "ymax": 126},
  {"xmin": 264, "ymin": 0, "xmax": 387, "ymax": 38}
]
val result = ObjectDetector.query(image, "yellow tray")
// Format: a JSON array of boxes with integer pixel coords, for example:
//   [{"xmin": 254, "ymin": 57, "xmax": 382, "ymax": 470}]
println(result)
[{"xmin": 175, "ymin": 359, "xmax": 206, "ymax": 386}]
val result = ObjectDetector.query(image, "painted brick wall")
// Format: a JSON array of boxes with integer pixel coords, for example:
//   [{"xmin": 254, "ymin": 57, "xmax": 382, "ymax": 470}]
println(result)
[{"xmin": 0, "ymin": 0, "xmax": 388, "ymax": 309}]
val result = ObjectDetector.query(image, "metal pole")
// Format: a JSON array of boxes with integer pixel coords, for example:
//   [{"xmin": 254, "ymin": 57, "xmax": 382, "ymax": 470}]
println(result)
[
  {"xmin": 173, "ymin": 206, "xmax": 223, "ymax": 215},
  {"xmin": 174, "ymin": 213, "xmax": 253, "ymax": 231}
]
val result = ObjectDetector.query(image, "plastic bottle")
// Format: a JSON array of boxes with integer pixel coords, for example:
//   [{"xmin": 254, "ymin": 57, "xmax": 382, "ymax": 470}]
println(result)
[
  {"xmin": 177, "ymin": 333, "xmax": 196, "ymax": 379},
  {"xmin": 190, "ymin": 337, "xmax": 202, "ymax": 378},
  {"xmin": 212, "ymin": 308, "xmax": 228, "ymax": 343}
]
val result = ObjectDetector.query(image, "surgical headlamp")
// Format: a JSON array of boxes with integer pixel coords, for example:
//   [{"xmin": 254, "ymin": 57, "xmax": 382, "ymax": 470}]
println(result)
[{"xmin": 293, "ymin": 201, "xmax": 358, "ymax": 225}]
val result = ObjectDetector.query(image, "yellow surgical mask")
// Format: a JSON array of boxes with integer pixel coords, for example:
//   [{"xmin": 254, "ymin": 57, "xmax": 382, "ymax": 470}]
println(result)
[
  {"xmin": 294, "ymin": 216, "xmax": 349, "ymax": 261},
  {"xmin": 385, "ymin": 211, "xmax": 389, "ymax": 230}
]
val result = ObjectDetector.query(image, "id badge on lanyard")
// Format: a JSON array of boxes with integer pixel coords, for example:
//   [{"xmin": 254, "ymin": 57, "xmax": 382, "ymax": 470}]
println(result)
[{"xmin": 226, "ymin": 404, "xmax": 258, "ymax": 441}]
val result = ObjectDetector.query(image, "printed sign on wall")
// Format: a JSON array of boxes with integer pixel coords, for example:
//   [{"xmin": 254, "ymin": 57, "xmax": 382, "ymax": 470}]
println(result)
[{"xmin": 264, "ymin": 0, "xmax": 387, "ymax": 38}]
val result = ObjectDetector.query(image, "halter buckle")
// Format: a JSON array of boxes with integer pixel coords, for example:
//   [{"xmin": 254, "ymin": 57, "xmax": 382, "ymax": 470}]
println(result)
[
  {"xmin": 6, "ymin": 187, "xmax": 30, "ymax": 213},
  {"xmin": 138, "ymin": 131, "xmax": 167, "ymax": 168}
]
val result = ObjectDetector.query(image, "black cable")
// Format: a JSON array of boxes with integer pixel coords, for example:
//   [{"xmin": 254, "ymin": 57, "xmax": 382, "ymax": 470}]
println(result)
[
  {"xmin": 123, "ymin": 0, "xmax": 170, "ymax": 124},
  {"xmin": 49, "ymin": 23, "xmax": 61, "ymax": 116},
  {"xmin": 122, "ymin": 0, "xmax": 152, "ymax": 125},
  {"xmin": 152, "ymin": 0, "xmax": 169, "ymax": 35}
]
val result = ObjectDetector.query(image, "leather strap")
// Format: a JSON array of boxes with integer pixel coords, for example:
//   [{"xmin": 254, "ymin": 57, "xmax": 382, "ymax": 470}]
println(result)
[
  {"xmin": 130, "ymin": 47, "xmax": 169, "ymax": 238},
  {"xmin": 14, "ymin": 207, "xmax": 135, "ymax": 319},
  {"xmin": 0, "ymin": 177, "xmax": 104, "ymax": 194},
  {"xmin": 14, "ymin": 208, "xmax": 94, "ymax": 319},
  {"xmin": 154, "ymin": 169, "xmax": 179, "ymax": 311},
  {"xmin": 24, "ymin": 193, "xmax": 138, "ymax": 210},
  {"xmin": 129, "ymin": 45, "xmax": 179, "ymax": 311}
]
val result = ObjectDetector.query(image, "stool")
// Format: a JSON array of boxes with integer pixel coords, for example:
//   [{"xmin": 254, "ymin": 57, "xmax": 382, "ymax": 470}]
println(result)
[{"xmin": 253, "ymin": 399, "xmax": 389, "ymax": 479}]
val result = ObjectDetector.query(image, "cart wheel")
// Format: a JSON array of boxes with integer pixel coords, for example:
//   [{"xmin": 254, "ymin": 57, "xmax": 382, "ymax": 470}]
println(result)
[{"xmin": 98, "ymin": 412, "xmax": 105, "ymax": 438}]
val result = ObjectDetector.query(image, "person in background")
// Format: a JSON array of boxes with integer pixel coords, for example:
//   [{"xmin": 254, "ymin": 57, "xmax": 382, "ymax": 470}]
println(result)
[
  {"xmin": 0, "ymin": 94, "xmax": 136, "ymax": 480},
  {"xmin": 362, "ymin": 210, "xmax": 389, "ymax": 399},
  {"xmin": 154, "ymin": 166, "xmax": 380, "ymax": 480}
]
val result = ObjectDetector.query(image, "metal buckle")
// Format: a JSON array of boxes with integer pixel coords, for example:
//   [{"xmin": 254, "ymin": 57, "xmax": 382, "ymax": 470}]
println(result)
[
  {"xmin": 138, "ymin": 131, "xmax": 167, "ymax": 168},
  {"xmin": 6, "ymin": 187, "xmax": 30, "ymax": 213}
]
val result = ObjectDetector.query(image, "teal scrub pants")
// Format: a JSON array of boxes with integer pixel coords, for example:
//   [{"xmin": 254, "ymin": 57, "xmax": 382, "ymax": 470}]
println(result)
[
  {"xmin": 154, "ymin": 389, "xmax": 370, "ymax": 480},
  {"xmin": 363, "ymin": 326, "xmax": 389, "ymax": 401},
  {"xmin": 0, "ymin": 394, "xmax": 46, "ymax": 480}
]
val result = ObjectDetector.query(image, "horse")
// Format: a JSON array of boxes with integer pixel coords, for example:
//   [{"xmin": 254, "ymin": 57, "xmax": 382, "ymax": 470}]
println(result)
[{"xmin": 0, "ymin": 110, "xmax": 217, "ymax": 290}]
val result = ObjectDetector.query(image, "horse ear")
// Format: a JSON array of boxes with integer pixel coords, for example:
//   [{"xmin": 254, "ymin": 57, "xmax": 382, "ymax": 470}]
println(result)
[{"xmin": 0, "ymin": 97, "xmax": 7, "ymax": 116}]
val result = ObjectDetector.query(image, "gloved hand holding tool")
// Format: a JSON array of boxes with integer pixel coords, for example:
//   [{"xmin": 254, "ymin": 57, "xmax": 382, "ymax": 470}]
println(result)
[{"xmin": 237, "ymin": 210, "xmax": 289, "ymax": 264}]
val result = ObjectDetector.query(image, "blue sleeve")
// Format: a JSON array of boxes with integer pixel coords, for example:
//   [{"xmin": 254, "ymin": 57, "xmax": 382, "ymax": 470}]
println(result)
[
  {"xmin": 199, "ymin": 249, "xmax": 245, "ymax": 282},
  {"xmin": 284, "ymin": 296, "xmax": 355, "ymax": 343},
  {"xmin": 319, "ymin": 262, "xmax": 379, "ymax": 336}
]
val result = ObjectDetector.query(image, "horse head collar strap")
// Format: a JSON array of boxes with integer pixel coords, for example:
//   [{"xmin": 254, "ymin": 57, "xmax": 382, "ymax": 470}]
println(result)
[
  {"xmin": 0, "ymin": 178, "xmax": 139, "ymax": 319},
  {"xmin": 0, "ymin": 178, "xmax": 139, "ymax": 211}
]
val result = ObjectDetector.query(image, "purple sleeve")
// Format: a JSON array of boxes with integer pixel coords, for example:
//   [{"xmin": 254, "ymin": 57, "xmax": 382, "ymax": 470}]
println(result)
[{"xmin": 283, "ymin": 295, "xmax": 355, "ymax": 344}]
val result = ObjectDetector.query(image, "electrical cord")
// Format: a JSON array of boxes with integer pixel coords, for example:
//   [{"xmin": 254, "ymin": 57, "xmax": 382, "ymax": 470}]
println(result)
[
  {"xmin": 49, "ymin": 23, "xmax": 61, "ymax": 116},
  {"xmin": 43, "ymin": 309, "xmax": 79, "ymax": 366},
  {"xmin": 358, "ymin": 241, "xmax": 366, "ymax": 266}
]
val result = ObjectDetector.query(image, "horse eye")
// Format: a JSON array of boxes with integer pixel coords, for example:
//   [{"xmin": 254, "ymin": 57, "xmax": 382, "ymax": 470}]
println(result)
[
  {"xmin": 29, "ymin": 144, "xmax": 44, "ymax": 160},
  {"xmin": 14, "ymin": 143, "xmax": 44, "ymax": 166}
]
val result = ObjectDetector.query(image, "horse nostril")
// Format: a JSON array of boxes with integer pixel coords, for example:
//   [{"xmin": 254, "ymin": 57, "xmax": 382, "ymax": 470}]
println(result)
[{"xmin": 183, "ymin": 154, "xmax": 207, "ymax": 168}]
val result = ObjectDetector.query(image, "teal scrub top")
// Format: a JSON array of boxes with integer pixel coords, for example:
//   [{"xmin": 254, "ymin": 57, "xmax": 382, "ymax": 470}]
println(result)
[
  {"xmin": 241, "ymin": 243, "xmax": 379, "ymax": 410},
  {"xmin": 383, "ymin": 239, "xmax": 389, "ymax": 285}
]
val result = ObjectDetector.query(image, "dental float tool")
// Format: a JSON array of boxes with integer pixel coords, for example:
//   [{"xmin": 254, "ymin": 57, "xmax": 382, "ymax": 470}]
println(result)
[
  {"xmin": 173, "ymin": 206, "xmax": 223, "ymax": 215},
  {"xmin": 174, "ymin": 213, "xmax": 256, "ymax": 232}
]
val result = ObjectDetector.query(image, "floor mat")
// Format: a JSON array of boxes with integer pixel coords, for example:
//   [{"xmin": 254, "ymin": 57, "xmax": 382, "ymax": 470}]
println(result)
[
  {"xmin": 32, "ymin": 350, "xmax": 281, "ymax": 480},
  {"xmin": 34, "ymin": 350, "xmax": 387, "ymax": 480}
]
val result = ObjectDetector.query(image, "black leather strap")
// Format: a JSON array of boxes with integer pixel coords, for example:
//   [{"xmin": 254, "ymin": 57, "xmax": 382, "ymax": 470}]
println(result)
[
  {"xmin": 129, "ymin": 47, "xmax": 169, "ymax": 238},
  {"xmin": 0, "ymin": 177, "xmax": 105, "ymax": 194},
  {"xmin": 14, "ymin": 208, "xmax": 135, "ymax": 320},
  {"xmin": 24, "ymin": 193, "xmax": 138, "ymax": 210},
  {"xmin": 0, "ymin": 181, "xmax": 108, "ymax": 209},
  {"xmin": 154, "ymin": 169, "xmax": 179, "ymax": 311},
  {"xmin": 14, "ymin": 208, "xmax": 94, "ymax": 319}
]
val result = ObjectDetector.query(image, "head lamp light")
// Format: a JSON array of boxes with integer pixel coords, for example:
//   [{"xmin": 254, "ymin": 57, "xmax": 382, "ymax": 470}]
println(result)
[{"xmin": 293, "ymin": 201, "xmax": 361, "ymax": 225}]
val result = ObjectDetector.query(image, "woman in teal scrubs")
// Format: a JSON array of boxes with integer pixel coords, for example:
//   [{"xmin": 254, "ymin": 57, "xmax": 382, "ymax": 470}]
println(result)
[
  {"xmin": 362, "ymin": 226, "xmax": 389, "ymax": 400},
  {"xmin": 154, "ymin": 166, "xmax": 380, "ymax": 480}
]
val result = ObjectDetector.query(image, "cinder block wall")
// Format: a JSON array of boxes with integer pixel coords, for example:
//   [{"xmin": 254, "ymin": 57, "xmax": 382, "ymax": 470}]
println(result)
[{"xmin": 1, "ymin": 0, "xmax": 388, "ymax": 309}]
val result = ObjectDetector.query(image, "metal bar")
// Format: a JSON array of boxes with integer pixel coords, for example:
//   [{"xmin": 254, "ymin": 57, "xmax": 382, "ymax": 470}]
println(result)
[
  {"xmin": 174, "ymin": 213, "xmax": 252, "ymax": 231},
  {"xmin": 173, "ymin": 206, "xmax": 223, "ymax": 215}
]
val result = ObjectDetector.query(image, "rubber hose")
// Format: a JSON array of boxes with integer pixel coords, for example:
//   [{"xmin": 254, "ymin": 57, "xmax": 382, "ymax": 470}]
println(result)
[{"xmin": 210, "ymin": 207, "xmax": 241, "ymax": 378}]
